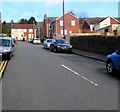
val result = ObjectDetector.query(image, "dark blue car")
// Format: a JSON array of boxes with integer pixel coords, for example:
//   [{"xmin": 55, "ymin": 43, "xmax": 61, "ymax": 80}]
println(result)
[{"xmin": 106, "ymin": 50, "xmax": 120, "ymax": 74}]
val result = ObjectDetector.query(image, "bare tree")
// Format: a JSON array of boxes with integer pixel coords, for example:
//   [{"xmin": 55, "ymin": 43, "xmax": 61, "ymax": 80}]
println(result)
[{"xmin": 77, "ymin": 11, "xmax": 88, "ymax": 18}]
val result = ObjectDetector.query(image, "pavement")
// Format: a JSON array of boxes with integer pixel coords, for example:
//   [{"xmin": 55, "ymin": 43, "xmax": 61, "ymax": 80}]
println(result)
[{"xmin": 73, "ymin": 49, "xmax": 106, "ymax": 62}]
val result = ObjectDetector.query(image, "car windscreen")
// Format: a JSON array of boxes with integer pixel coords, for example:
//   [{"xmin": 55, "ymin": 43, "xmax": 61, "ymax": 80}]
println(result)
[
  {"xmin": 56, "ymin": 39, "xmax": 68, "ymax": 44},
  {"xmin": 0, "ymin": 39, "xmax": 10, "ymax": 47},
  {"xmin": 47, "ymin": 40, "xmax": 52, "ymax": 42}
]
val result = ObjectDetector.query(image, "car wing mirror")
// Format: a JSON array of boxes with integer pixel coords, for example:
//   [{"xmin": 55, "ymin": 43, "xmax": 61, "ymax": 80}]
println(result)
[{"xmin": 116, "ymin": 50, "xmax": 120, "ymax": 54}]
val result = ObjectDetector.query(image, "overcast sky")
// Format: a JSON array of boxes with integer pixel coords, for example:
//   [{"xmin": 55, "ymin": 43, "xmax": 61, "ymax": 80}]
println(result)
[{"xmin": 1, "ymin": 0, "xmax": 119, "ymax": 22}]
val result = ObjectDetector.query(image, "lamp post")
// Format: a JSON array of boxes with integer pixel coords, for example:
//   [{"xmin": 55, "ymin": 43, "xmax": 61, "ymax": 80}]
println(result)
[
  {"xmin": 0, "ymin": 12, "xmax": 2, "ymax": 34},
  {"xmin": 63, "ymin": 0, "xmax": 65, "ymax": 39}
]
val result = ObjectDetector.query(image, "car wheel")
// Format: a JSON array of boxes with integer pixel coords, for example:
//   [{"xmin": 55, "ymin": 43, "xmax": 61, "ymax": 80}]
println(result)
[
  {"xmin": 53, "ymin": 47, "xmax": 57, "ymax": 53},
  {"xmin": 68, "ymin": 50, "xmax": 72, "ymax": 54},
  {"xmin": 50, "ymin": 46, "xmax": 53, "ymax": 52},
  {"xmin": 106, "ymin": 61, "xmax": 115, "ymax": 75},
  {"xmin": 7, "ymin": 54, "xmax": 11, "ymax": 60}
]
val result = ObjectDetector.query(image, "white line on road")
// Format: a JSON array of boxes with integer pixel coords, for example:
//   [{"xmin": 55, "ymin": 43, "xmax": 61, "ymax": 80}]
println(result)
[{"xmin": 61, "ymin": 64, "xmax": 98, "ymax": 86}]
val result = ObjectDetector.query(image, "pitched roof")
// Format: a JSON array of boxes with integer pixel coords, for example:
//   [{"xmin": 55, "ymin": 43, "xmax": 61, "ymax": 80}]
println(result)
[
  {"xmin": 11, "ymin": 23, "xmax": 37, "ymax": 29},
  {"xmin": 47, "ymin": 17, "xmax": 58, "ymax": 23},
  {"xmin": 83, "ymin": 18, "xmax": 105, "ymax": 25},
  {"xmin": 114, "ymin": 18, "xmax": 120, "ymax": 23},
  {"xmin": 56, "ymin": 12, "xmax": 78, "ymax": 21}
]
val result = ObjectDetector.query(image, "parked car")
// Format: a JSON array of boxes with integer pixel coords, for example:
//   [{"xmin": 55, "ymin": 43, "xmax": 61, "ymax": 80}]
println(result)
[
  {"xmin": 12, "ymin": 38, "xmax": 16, "ymax": 46},
  {"xmin": 33, "ymin": 38, "xmax": 41, "ymax": 44},
  {"xmin": 43, "ymin": 39, "xmax": 53, "ymax": 49},
  {"xmin": 0, "ymin": 37, "xmax": 14, "ymax": 60},
  {"xmin": 50, "ymin": 38, "xmax": 72, "ymax": 53},
  {"xmin": 106, "ymin": 50, "xmax": 120, "ymax": 75},
  {"xmin": 28, "ymin": 38, "xmax": 33, "ymax": 43}
]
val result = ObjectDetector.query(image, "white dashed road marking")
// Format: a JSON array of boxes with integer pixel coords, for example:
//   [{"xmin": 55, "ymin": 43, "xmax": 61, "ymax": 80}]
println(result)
[{"xmin": 61, "ymin": 64, "xmax": 98, "ymax": 86}]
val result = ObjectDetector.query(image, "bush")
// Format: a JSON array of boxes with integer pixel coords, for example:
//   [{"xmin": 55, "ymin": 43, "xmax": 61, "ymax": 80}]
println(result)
[{"xmin": 70, "ymin": 35, "xmax": 120, "ymax": 55}]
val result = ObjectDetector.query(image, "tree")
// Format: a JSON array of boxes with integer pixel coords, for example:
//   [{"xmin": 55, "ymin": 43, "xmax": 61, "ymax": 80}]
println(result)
[
  {"xmin": 3, "ymin": 21, "xmax": 6, "ymax": 25},
  {"xmin": 11, "ymin": 20, "xmax": 14, "ymax": 24},
  {"xmin": 2, "ymin": 21, "xmax": 10, "ymax": 36},
  {"xmin": 78, "ymin": 11, "xmax": 88, "ymax": 18},
  {"xmin": 27, "ymin": 17, "xmax": 36, "ymax": 24},
  {"xmin": 77, "ymin": 11, "xmax": 88, "ymax": 28},
  {"xmin": 19, "ymin": 18, "xmax": 28, "ymax": 24}
]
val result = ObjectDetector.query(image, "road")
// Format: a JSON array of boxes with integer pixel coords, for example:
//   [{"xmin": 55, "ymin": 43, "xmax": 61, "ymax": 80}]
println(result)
[{"xmin": 2, "ymin": 42, "xmax": 119, "ymax": 110}]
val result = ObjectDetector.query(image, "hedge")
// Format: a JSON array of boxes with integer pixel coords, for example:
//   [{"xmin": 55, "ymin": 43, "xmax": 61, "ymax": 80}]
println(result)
[{"xmin": 70, "ymin": 35, "xmax": 120, "ymax": 55}]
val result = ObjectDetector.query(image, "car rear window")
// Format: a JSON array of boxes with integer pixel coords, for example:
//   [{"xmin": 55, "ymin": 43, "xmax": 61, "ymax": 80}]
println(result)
[
  {"xmin": 56, "ymin": 39, "xmax": 68, "ymax": 44},
  {"xmin": 35, "ymin": 38, "xmax": 38, "ymax": 40},
  {"xmin": 0, "ymin": 39, "xmax": 10, "ymax": 47}
]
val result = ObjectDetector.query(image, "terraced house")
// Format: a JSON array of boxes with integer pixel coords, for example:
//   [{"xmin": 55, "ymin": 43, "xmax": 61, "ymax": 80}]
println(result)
[{"xmin": 11, "ymin": 23, "xmax": 37, "ymax": 41}]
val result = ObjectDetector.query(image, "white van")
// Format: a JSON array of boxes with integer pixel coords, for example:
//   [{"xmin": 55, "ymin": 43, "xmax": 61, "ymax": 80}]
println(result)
[{"xmin": 0, "ymin": 37, "xmax": 14, "ymax": 60}]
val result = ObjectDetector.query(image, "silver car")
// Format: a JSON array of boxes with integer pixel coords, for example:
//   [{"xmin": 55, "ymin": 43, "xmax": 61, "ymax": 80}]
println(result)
[
  {"xmin": 0, "ymin": 37, "xmax": 14, "ymax": 60},
  {"xmin": 43, "ymin": 39, "xmax": 53, "ymax": 49},
  {"xmin": 33, "ymin": 38, "xmax": 41, "ymax": 44}
]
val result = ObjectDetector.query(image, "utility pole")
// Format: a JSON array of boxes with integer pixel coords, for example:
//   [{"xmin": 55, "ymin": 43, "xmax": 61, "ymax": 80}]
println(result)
[
  {"xmin": 0, "ymin": 12, "xmax": 2, "ymax": 34},
  {"xmin": 63, "ymin": 0, "xmax": 65, "ymax": 39}
]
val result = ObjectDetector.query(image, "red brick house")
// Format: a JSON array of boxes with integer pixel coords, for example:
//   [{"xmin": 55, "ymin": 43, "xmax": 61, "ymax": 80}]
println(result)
[
  {"xmin": 43, "ymin": 14, "xmax": 57, "ymax": 38},
  {"xmin": 50, "ymin": 12, "xmax": 80, "ymax": 38},
  {"xmin": 11, "ymin": 23, "xmax": 37, "ymax": 40}
]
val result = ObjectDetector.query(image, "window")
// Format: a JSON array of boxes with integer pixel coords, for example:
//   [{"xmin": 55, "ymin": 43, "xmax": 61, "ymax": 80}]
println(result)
[
  {"xmin": 65, "ymin": 30, "xmax": 67, "ymax": 35},
  {"xmin": 14, "ymin": 29, "xmax": 18, "ymax": 32},
  {"xmin": 69, "ymin": 31, "xmax": 72, "ymax": 34},
  {"xmin": 71, "ymin": 20, "xmax": 75, "ymax": 26},
  {"xmin": 29, "ymin": 29, "xmax": 33, "ymax": 32},
  {"xmin": 60, "ymin": 30, "xmax": 63, "ymax": 35},
  {"xmin": 24, "ymin": 29, "xmax": 27, "ymax": 32},
  {"xmin": 60, "ymin": 30, "xmax": 67, "ymax": 35},
  {"xmin": 49, "ymin": 24, "xmax": 53, "ymax": 30},
  {"xmin": 20, "ymin": 29, "xmax": 24, "ymax": 32},
  {"xmin": 60, "ymin": 20, "xmax": 63, "ymax": 26}
]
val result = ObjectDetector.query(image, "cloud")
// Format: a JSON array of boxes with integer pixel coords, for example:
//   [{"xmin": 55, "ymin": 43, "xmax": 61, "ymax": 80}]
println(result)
[
  {"xmin": 44, "ymin": 0, "xmax": 61, "ymax": 14},
  {"xmin": 45, "ymin": 0, "xmax": 60, "ymax": 7}
]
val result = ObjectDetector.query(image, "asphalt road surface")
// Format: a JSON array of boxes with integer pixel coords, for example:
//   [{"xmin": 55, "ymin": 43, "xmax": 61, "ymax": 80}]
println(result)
[{"xmin": 2, "ymin": 42, "xmax": 119, "ymax": 110}]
